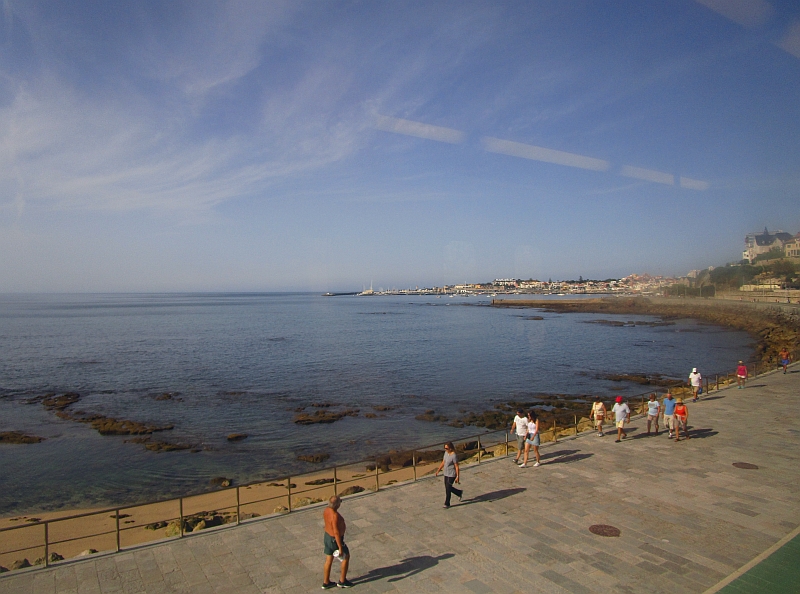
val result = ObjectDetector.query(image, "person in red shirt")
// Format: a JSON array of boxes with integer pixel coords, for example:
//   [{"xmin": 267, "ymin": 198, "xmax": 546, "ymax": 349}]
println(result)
[
  {"xmin": 736, "ymin": 361, "xmax": 748, "ymax": 389},
  {"xmin": 674, "ymin": 398, "xmax": 689, "ymax": 442}
]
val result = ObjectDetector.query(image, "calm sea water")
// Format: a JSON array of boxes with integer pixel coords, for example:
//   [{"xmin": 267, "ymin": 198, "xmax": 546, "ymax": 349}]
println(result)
[{"xmin": 0, "ymin": 293, "xmax": 752, "ymax": 515}]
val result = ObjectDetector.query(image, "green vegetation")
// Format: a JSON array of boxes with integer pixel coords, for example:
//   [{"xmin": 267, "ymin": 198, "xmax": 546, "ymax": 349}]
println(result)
[{"xmin": 683, "ymin": 259, "xmax": 800, "ymax": 292}]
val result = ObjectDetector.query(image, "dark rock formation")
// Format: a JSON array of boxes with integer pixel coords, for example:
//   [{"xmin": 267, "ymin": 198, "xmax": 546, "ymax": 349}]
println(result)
[
  {"xmin": 293, "ymin": 410, "xmax": 359, "ymax": 425},
  {"xmin": 0, "ymin": 431, "xmax": 45, "ymax": 444},
  {"xmin": 210, "ymin": 477, "xmax": 232, "ymax": 487},
  {"xmin": 339, "ymin": 485, "xmax": 365, "ymax": 496},
  {"xmin": 227, "ymin": 433, "xmax": 248, "ymax": 441},
  {"xmin": 297, "ymin": 453, "xmax": 330, "ymax": 463}
]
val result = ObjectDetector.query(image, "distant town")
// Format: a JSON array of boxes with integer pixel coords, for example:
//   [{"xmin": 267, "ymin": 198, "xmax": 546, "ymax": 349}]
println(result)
[{"xmin": 333, "ymin": 227, "xmax": 800, "ymax": 299}]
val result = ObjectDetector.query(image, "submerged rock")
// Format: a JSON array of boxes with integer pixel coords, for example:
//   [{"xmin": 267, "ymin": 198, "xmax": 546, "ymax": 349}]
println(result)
[
  {"xmin": 0, "ymin": 431, "xmax": 45, "ymax": 444},
  {"xmin": 226, "ymin": 433, "xmax": 248, "ymax": 441},
  {"xmin": 297, "ymin": 453, "xmax": 330, "ymax": 463},
  {"xmin": 293, "ymin": 409, "xmax": 359, "ymax": 425},
  {"xmin": 210, "ymin": 477, "xmax": 232, "ymax": 487}
]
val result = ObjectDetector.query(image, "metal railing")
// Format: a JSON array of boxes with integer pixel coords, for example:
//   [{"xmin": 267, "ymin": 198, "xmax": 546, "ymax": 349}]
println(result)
[{"xmin": 1, "ymin": 351, "xmax": 797, "ymax": 575}]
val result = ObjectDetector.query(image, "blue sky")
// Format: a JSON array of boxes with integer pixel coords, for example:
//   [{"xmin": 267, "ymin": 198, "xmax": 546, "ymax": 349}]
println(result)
[{"xmin": 1, "ymin": 0, "xmax": 799, "ymax": 292}]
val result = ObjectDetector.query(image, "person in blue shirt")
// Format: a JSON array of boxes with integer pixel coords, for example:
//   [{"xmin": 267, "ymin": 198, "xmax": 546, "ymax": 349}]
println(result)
[{"xmin": 662, "ymin": 392, "xmax": 677, "ymax": 439}]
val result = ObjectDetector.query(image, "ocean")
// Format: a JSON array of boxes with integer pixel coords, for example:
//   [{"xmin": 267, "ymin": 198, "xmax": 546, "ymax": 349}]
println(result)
[{"xmin": 0, "ymin": 293, "xmax": 752, "ymax": 515}]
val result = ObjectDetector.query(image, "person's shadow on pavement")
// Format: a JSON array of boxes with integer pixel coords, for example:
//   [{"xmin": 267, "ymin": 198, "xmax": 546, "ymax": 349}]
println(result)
[{"xmin": 352, "ymin": 553, "xmax": 455, "ymax": 584}]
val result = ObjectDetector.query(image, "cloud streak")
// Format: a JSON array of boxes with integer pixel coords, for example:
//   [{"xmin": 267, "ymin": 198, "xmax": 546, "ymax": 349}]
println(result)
[
  {"xmin": 375, "ymin": 115, "xmax": 466, "ymax": 144},
  {"xmin": 482, "ymin": 137, "xmax": 610, "ymax": 171}
]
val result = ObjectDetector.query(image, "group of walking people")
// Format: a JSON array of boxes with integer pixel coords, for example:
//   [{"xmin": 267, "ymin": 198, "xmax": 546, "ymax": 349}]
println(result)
[{"xmin": 589, "ymin": 390, "xmax": 691, "ymax": 442}]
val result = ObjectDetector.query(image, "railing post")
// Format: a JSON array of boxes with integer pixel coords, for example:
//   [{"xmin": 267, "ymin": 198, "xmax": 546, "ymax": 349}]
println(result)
[
  {"xmin": 115, "ymin": 509, "xmax": 121, "ymax": 551},
  {"xmin": 553, "ymin": 420, "xmax": 557, "ymax": 443},
  {"xmin": 179, "ymin": 499, "xmax": 184, "ymax": 537},
  {"xmin": 477, "ymin": 435, "xmax": 481, "ymax": 464},
  {"xmin": 236, "ymin": 487, "xmax": 240, "ymax": 525},
  {"xmin": 287, "ymin": 477, "xmax": 292, "ymax": 512},
  {"xmin": 574, "ymin": 415, "xmax": 578, "ymax": 435},
  {"xmin": 333, "ymin": 466, "xmax": 338, "ymax": 497},
  {"xmin": 44, "ymin": 522, "xmax": 49, "ymax": 567},
  {"xmin": 505, "ymin": 431, "xmax": 509, "ymax": 457},
  {"xmin": 716, "ymin": 374, "xmax": 719, "ymax": 391},
  {"xmin": 375, "ymin": 459, "xmax": 380, "ymax": 492},
  {"xmin": 412, "ymin": 451, "xmax": 417, "ymax": 481}
]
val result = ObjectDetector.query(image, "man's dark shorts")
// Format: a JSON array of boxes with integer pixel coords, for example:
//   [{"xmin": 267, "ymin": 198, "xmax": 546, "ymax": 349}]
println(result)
[{"xmin": 324, "ymin": 532, "xmax": 349, "ymax": 558}]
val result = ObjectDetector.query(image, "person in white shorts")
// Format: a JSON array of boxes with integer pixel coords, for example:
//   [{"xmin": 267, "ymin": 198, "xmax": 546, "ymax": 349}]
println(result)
[
  {"xmin": 590, "ymin": 396, "xmax": 606, "ymax": 437},
  {"xmin": 662, "ymin": 392, "xmax": 677, "ymax": 439},
  {"xmin": 646, "ymin": 393, "xmax": 660, "ymax": 435},
  {"xmin": 611, "ymin": 396, "xmax": 630, "ymax": 443}
]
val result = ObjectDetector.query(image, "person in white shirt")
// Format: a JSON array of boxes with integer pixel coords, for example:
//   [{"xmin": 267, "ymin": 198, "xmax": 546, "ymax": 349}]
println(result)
[
  {"xmin": 509, "ymin": 408, "xmax": 528, "ymax": 464},
  {"xmin": 611, "ymin": 396, "xmax": 630, "ymax": 443},
  {"xmin": 519, "ymin": 410, "xmax": 541, "ymax": 468},
  {"xmin": 689, "ymin": 368, "xmax": 702, "ymax": 402},
  {"xmin": 646, "ymin": 393, "xmax": 660, "ymax": 435},
  {"xmin": 590, "ymin": 396, "xmax": 606, "ymax": 437}
]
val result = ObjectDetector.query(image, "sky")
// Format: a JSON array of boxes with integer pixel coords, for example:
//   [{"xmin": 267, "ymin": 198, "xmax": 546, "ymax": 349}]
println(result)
[{"xmin": 1, "ymin": 0, "xmax": 799, "ymax": 292}]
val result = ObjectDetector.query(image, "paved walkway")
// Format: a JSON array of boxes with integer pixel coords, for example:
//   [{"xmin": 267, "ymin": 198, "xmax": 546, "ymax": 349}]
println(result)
[{"xmin": 3, "ymin": 368, "xmax": 800, "ymax": 594}]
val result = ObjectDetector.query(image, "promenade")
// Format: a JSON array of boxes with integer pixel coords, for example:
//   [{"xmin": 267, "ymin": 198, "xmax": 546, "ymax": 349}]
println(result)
[{"xmin": 3, "ymin": 368, "xmax": 799, "ymax": 594}]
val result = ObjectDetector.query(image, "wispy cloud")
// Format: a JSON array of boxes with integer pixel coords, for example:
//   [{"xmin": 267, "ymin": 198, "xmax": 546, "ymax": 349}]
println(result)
[
  {"xmin": 375, "ymin": 115, "xmax": 466, "ymax": 144},
  {"xmin": 620, "ymin": 165, "xmax": 675, "ymax": 186},
  {"xmin": 694, "ymin": 0, "xmax": 774, "ymax": 28},
  {"xmin": 482, "ymin": 137, "xmax": 610, "ymax": 171},
  {"xmin": 0, "ymin": 77, "xmax": 369, "ymax": 214},
  {"xmin": 778, "ymin": 22, "xmax": 800, "ymax": 59}
]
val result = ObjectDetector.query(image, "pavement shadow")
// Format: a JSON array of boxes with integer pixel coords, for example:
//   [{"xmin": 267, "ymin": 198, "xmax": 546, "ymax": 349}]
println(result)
[
  {"xmin": 352, "ymin": 553, "xmax": 455, "ymax": 584},
  {"xmin": 541, "ymin": 449, "xmax": 579, "ymax": 461},
  {"xmin": 701, "ymin": 395, "xmax": 725, "ymax": 401},
  {"xmin": 458, "ymin": 487, "xmax": 526, "ymax": 506},
  {"xmin": 746, "ymin": 384, "xmax": 766, "ymax": 388},
  {"xmin": 545, "ymin": 452, "xmax": 593, "ymax": 464},
  {"xmin": 687, "ymin": 428, "xmax": 717, "ymax": 439}
]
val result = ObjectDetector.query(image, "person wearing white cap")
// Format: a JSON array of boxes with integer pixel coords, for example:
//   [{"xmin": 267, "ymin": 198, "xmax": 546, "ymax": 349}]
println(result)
[
  {"xmin": 736, "ymin": 361, "xmax": 748, "ymax": 389},
  {"xmin": 688, "ymin": 368, "xmax": 702, "ymax": 402}
]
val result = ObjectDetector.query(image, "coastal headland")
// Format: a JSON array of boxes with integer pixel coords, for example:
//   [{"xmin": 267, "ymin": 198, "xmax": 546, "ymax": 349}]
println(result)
[{"xmin": 492, "ymin": 296, "xmax": 800, "ymax": 367}]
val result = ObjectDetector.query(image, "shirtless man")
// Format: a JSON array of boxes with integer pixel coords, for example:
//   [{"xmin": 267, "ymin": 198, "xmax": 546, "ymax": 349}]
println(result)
[
  {"xmin": 322, "ymin": 496, "xmax": 353, "ymax": 589},
  {"xmin": 779, "ymin": 347, "xmax": 792, "ymax": 374}
]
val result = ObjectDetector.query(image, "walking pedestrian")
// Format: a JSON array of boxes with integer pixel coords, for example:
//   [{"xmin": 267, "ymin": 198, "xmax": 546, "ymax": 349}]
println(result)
[
  {"xmin": 510, "ymin": 408, "xmax": 528, "ymax": 463},
  {"xmin": 611, "ymin": 396, "xmax": 630, "ymax": 442},
  {"xmin": 689, "ymin": 368, "xmax": 702, "ymax": 402},
  {"xmin": 434, "ymin": 442, "xmax": 462, "ymax": 508},
  {"xmin": 674, "ymin": 398, "xmax": 689, "ymax": 442},
  {"xmin": 646, "ymin": 393, "xmax": 660, "ymax": 435},
  {"xmin": 519, "ymin": 410, "xmax": 541, "ymax": 468},
  {"xmin": 736, "ymin": 361, "xmax": 748, "ymax": 389},
  {"xmin": 779, "ymin": 347, "xmax": 792, "ymax": 374},
  {"xmin": 662, "ymin": 392, "xmax": 676, "ymax": 439},
  {"xmin": 322, "ymin": 496, "xmax": 353, "ymax": 589},
  {"xmin": 590, "ymin": 396, "xmax": 606, "ymax": 436}
]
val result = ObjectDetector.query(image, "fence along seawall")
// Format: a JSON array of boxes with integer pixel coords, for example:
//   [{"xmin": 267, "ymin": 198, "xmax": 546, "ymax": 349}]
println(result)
[{"xmin": 2, "ymin": 351, "xmax": 795, "ymax": 576}]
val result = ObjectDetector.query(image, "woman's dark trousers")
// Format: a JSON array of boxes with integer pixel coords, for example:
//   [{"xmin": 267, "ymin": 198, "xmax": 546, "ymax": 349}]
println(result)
[{"xmin": 444, "ymin": 476, "xmax": 462, "ymax": 506}]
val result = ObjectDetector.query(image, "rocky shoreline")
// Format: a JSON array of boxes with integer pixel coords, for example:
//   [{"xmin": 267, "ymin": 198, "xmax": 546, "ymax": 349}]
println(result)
[{"xmin": 491, "ymin": 297, "xmax": 800, "ymax": 366}]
